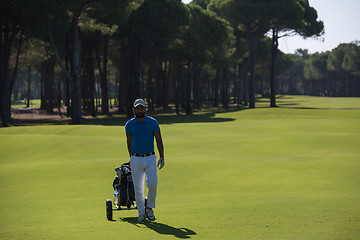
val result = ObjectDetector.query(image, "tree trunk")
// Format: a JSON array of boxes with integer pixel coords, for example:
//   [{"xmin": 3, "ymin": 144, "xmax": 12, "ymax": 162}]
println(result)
[
  {"xmin": 98, "ymin": 36, "xmax": 109, "ymax": 115},
  {"xmin": 86, "ymin": 40, "xmax": 96, "ymax": 117},
  {"xmin": 0, "ymin": 20, "xmax": 12, "ymax": 127},
  {"xmin": 185, "ymin": 58, "xmax": 192, "ymax": 115},
  {"xmin": 233, "ymin": 65, "xmax": 239, "ymax": 106},
  {"xmin": 109, "ymin": 69, "xmax": 112, "ymax": 110},
  {"xmin": 71, "ymin": 11, "xmax": 82, "ymax": 124},
  {"xmin": 247, "ymin": 36, "xmax": 257, "ymax": 108},
  {"xmin": 40, "ymin": 62, "xmax": 44, "ymax": 109},
  {"xmin": 162, "ymin": 61, "xmax": 169, "ymax": 109},
  {"xmin": 147, "ymin": 61, "xmax": 154, "ymax": 110},
  {"xmin": 81, "ymin": 59, "xmax": 87, "ymax": 111},
  {"xmin": 52, "ymin": 74, "xmax": 63, "ymax": 117},
  {"xmin": 133, "ymin": 46, "xmax": 141, "ymax": 108},
  {"xmin": 64, "ymin": 35, "xmax": 71, "ymax": 117},
  {"xmin": 213, "ymin": 67, "xmax": 219, "ymax": 107},
  {"xmin": 40, "ymin": 57, "xmax": 54, "ymax": 113},
  {"xmin": 114, "ymin": 72, "xmax": 119, "ymax": 106},
  {"xmin": 26, "ymin": 65, "xmax": 31, "ymax": 108},
  {"xmin": 122, "ymin": 46, "xmax": 138, "ymax": 116},
  {"xmin": 10, "ymin": 29, "xmax": 24, "ymax": 94},
  {"xmin": 117, "ymin": 45, "xmax": 126, "ymax": 114},
  {"xmin": 243, "ymin": 60, "xmax": 249, "ymax": 106},
  {"xmin": 221, "ymin": 65, "xmax": 229, "ymax": 109},
  {"xmin": 270, "ymin": 28, "xmax": 278, "ymax": 107},
  {"xmin": 193, "ymin": 64, "xmax": 201, "ymax": 110},
  {"xmin": 238, "ymin": 62, "xmax": 247, "ymax": 106},
  {"xmin": 175, "ymin": 62, "xmax": 181, "ymax": 115},
  {"xmin": 47, "ymin": 17, "xmax": 73, "ymax": 117},
  {"xmin": 47, "ymin": 57, "xmax": 55, "ymax": 113}
]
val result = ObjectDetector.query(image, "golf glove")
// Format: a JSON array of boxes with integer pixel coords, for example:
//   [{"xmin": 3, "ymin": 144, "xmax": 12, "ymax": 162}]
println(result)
[{"xmin": 157, "ymin": 158, "xmax": 165, "ymax": 169}]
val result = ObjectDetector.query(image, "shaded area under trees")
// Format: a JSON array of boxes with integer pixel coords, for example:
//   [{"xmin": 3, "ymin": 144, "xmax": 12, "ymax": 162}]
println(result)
[{"xmin": 2, "ymin": 0, "xmax": 359, "ymax": 127}]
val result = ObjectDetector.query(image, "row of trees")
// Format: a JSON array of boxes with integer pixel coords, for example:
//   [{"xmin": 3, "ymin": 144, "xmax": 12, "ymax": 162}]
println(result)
[
  {"xmin": 0, "ymin": 0, "xmax": 329, "ymax": 126},
  {"xmin": 258, "ymin": 42, "xmax": 360, "ymax": 98},
  {"xmin": 11, "ymin": 39, "xmax": 360, "ymax": 110},
  {"xmin": 302, "ymin": 43, "xmax": 360, "ymax": 97}
]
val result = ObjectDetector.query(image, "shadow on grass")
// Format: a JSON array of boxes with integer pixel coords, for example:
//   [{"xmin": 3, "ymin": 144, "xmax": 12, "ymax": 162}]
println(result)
[
  {"xmin": 10, "ymin": 118, "xmax": 73, "ymax": 126},
  {"xmin": 10, "ymin": 111, "xmax": 236, "ymax": 126},
  {"xmin": 147, "ymin": 112, "xmax": 235, "ymax": 125},
  {"xmin": 120, "ymin": 217, "xmax": 196, "ymax": 239},
  {"xmin": 79, "ymin": 112, "xmax": 236, "ymax": 126}
]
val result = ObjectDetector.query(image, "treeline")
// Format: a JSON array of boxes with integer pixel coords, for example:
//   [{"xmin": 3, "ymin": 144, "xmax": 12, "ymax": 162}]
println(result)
[
  {"xmin": 1, "ymin": 0, "xmax": 357, "ymax": 127},
  {"xmin": 281, "ymin": 46, "xmax": 360, "ymax": 97}
]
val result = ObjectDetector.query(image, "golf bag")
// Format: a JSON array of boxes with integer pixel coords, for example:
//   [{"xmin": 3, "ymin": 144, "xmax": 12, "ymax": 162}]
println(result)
[{"xmin": 113, "ymin": 163, "xmax": 135, "ymax": 207}]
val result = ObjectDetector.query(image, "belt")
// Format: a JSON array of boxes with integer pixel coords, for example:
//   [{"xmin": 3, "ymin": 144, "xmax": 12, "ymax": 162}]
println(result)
[{"xmin": 132, "ymin": 152, "xmax": 155, "ymax": 157}]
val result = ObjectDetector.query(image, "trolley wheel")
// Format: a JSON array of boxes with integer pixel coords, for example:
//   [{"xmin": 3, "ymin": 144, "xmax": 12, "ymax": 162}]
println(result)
[{"xmin": 106, "ymin": 199, "xmax": 113, "ymax": 221}]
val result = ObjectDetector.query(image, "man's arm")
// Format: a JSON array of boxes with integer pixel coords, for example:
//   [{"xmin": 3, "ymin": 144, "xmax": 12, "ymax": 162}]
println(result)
[
  {"xmin": 154, "ymin": 130, "xmax": 164, "ymax": 158},
  {"xmin": 126, "ymin": 133, "xmax": 132, "ymax": 157}
]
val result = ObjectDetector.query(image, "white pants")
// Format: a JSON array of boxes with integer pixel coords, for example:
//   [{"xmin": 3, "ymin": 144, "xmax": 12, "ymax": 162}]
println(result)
[{"xmin": 130, "ymin": 154, "xmax": 157, "ymax": 216}]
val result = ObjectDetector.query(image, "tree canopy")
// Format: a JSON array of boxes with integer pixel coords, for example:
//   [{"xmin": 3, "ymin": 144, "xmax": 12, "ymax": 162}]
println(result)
[{"xmin": 1, "ymin": 0, "xmax": 358, "ymax": 127}]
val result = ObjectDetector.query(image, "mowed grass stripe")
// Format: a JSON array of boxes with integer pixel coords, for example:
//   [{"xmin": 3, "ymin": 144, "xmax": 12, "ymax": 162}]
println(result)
[{"xmin": 0, "ymin": 96, "xmax": 359, "ymax": 239}]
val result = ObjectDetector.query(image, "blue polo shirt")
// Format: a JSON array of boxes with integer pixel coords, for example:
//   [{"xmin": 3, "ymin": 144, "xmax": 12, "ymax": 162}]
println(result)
[{"xmin": 125, "ymin": 115, "xmax": 160, "ymax": 154}]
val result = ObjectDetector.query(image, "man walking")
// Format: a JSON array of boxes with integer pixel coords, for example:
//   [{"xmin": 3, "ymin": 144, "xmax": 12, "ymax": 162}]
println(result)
[{"xmin": 125, "ymin": 99, "xmax": 165, "ymax": 223}]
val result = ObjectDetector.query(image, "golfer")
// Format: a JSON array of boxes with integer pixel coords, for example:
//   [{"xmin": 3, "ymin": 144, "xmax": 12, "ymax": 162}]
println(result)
[{"xmin": 125, "ymin": 98, "xmax": 165, "ymax": 223}]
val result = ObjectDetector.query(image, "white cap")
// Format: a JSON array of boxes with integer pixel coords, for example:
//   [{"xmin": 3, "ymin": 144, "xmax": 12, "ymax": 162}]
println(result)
[{"xmin": 133, "ymin": 98, "xmax": 146, "ymax": 108}]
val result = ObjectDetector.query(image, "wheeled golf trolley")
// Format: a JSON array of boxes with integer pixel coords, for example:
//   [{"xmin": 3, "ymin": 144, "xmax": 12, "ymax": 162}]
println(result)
[{"xmin": 106, "ymin": 162, "xmax": 147, "ymax": 221}]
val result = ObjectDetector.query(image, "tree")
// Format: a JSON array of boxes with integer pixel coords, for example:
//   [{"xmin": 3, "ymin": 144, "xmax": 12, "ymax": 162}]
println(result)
[
  {"xmin": 342, "ymin": 42, "xmax": 360, "ymax": 96},
  {"xmin": 43, "ymin": 0, "xmax": 132, "ymax": 122},
  {"xmin": 328, "ymin": 43, "xmax": 360, "ymax": 96},
  {"xmin": 18, "ymin": 39, "xmax": 46, "ymax": 108},
  {"xmin": 129, "ymin": 0, "xmax": 188, "ymax": 112},
  {"xmin": 341, "ymin": 42, "xmax": 360, "ymax": 77},
  {"xmin": 182, "ymin": 4, "xmax": 232, "ymax": 113},
  {"xmin": 26, "ymin": 0, "xmax": 84, "ymax": 123},
  {"xmin": 0, "ymin": 0, "xmax": 27, "ymax": 126},
  {"xmin": 191, "ymin": 0, "xmax": 211, "ymax": 9},
  {"xmin": 268, "ymin": 0, "xmax": 324, "ymax": 107},
  {"xmin": 273, "ymin": 51, "xmax": 292, "ymax": 94},
  {"xmin": 303, "ymin": 52, "xmax": 329, "ymax": 96},
  {"xmin": 86, "ymin": 0, "xmax": 131, "ymax": 115},
  {"xmin": 209, "ymin": 0, "xmax": 272, "ymax": 108}
]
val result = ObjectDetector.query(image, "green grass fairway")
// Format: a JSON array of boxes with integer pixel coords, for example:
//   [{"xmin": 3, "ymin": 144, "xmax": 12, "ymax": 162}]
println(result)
[{"xmin": 1, "ymin": 96, "xmax": 359, "ymax": 239}]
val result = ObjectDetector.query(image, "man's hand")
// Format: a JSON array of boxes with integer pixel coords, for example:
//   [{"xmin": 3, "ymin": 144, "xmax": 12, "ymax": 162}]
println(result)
[{"xmin": 157, "ymin": 158, "xmax": 165, "ymax": 169}]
